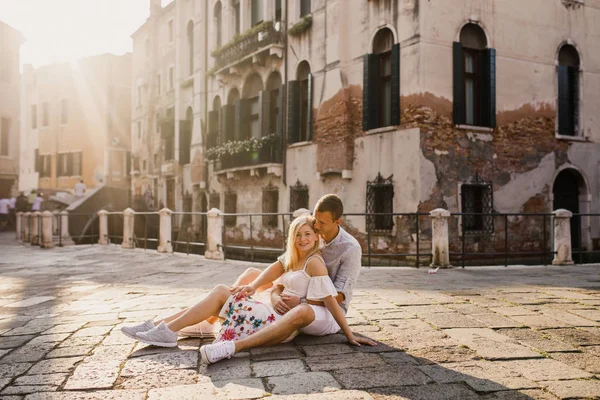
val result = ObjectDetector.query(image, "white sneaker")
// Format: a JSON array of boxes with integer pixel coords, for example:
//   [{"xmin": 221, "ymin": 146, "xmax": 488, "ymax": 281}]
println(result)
[
  {"xmin": 200, "ymin": 340, "xmax": 236, "ymax": 364},
  {"xmin": 136, "ymin": 321, "xmax": 178, "ymax": 347},
  {"xmin": 120, "ymin": 320, "xmax": 155, "ymax": 340}
]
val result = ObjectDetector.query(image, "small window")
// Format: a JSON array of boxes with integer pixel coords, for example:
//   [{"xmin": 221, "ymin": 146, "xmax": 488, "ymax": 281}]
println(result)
[
  {"xmin": 300, "ymin": 0, "xmax": 311, "ymax": 17},
  {"xmin": 224, "ymin": 191, "xmax": 237, "ymax": 227},
  {"xmin": 461, "ymin": 174, "xmax": 494, "ymax": 234},
  {"xmin": 289, "ymin": 180, "xmax": 309, "ymax": 212},
  {"xmin": 233, "ymin": 0, "xmax": 241, "ymax": 36},
  {"xmin": 0, "ymin": 118, "xmax": 10, "ymax": 156},
  {"xmin": 61, "ymin": 99, "xmax": 68, "ymax": 124},
  {"xmin": 157, "ymin": 74, "xmax": 162, "ymax": 96},
  {"xmin": 214, "ymin": 1, "xmax": 222, "ymax": 48},
  {"xmin": 275, "ymin": 0, "xmax": 282, "ymax": 21},
  {"xmin": 164, "ymin": 136, "xmax": 174, "ymax": 160},
  {"xmin": 40, "ymin": 155, "xmax": 51, "ymax": 178},
  {"xmin": 137, "ymin": 84, "xmax": 142, "ymax": 106},
  {"xmin": 31, "ymin": 105, "xmax": 37, "ymax": 129},
  {"xmin": 137, "ymin": 121, "xmax": 142, "ymax": 139},
  {"xmin": 557, "ymin": 44, "xmax": 580, "ymax": 136},
  {"xmin": 262, "ymin": 183, "xmax": 279, "ymax": 228},
  {"xmin": 143, "ymin": 160, "xmax": 147, "ymax": 172},
  {"xmin": 366, "ymin": 173, "xmax": 394, "ymax": 231},
  {"xmin": 363, "ymin": 28, "xmax": 400, "ymax": 131},
  {"xmin": 187, "ymin": 21, "xmax": 194, "ymax": 76},
  {"xmin": 42, "ymin": 102, "xmax": 49, "ymax": 126},
  {"xmin": 168, "ymin": 20, "xmax": 174, "ymax": 43},
  {"xmin": 453, "ymin": 23, "xmax": 496, "ymax": 128}
]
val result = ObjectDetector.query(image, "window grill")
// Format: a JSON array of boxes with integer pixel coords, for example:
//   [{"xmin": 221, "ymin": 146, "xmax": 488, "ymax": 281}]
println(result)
[
  {"xmin": 262, "ymin": 182, "xmax": 279, "ymax": 228},
  {"xmin": 461, "ymin": 173, "xmax": 494, "ymax": 234},
  {"xmin": 224, "ymin": 190, "xmax": 237, "ymax": 227},
  {"xmin": 366, "ymin": 173, "xmax": 394, "ymax": 231},
  {"xmin": 289, "ymin": 180, "xmax": 309, "ymax": 213}
]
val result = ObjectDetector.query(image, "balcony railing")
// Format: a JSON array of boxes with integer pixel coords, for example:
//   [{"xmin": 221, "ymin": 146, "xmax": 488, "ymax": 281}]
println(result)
[
  {"xmin": 213, "ymin": 22, "xmax": 283, "ymax": 71},
  {"xmin": 215, "ymin": 137, "xmax": 282, "ymax": 172}
]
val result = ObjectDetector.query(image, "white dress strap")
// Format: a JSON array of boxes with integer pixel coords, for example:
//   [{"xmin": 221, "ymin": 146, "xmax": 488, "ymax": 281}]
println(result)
[{"xmin": 302, "ymin": 254, "xmax": 324, "ymax": 271}]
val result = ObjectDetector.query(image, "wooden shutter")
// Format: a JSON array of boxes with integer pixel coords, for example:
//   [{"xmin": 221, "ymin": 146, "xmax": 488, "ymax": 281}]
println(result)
[
  {"xmin": 259, "ymin": 90, "xmax": 270, "ymax": 137},
  {"xmin": 391, "ymin": 43, "xmax": 401, "ymax": 126},
  {"xmin": 179, "ymin": 120, "xmax": 191, "ymax": 164},
  {"xmin": 67, "ymin": 153, "xmax": 73, "ymax": 176},
  {"xmin": 235, "ymin": 99, "xmax": 250, "ymax": 141},
  {"xmin": 482, "ymin": 48, "xmax": 496, "ymax": 128},
  {"xmin": 453, "ymin": 42, "xmax": 465, "ymax": 126},
  {"xmin": 208, "ymin": 110, "xmax": 219, "ymax": 148},
  {"xmin": 222, "ymin": 105, "xmax": 235, "ymax": 142},
  {"xmin": 307, "ymin": 74, "xmax": 314, "ymax": 141},
  {"xmin": 34, "ymin": 149, "xmax": 40, "ymax": 172},
  {"xmin": 558, "ymin": 65, "xmax": 574, "ymax": 136},
  {"xmin": 362, "ymin": 53, "xmax": 379, "ymax": 131},
  {"xmin": 287, "ymin": 80, "xmax": 300, "ymax": 144}
]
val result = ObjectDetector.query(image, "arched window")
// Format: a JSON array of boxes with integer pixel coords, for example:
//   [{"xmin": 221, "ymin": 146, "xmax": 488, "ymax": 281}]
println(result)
[
  {"xmin": 214, "ymin": 1, "xmax": 222, "ymax": 48},
  {"xmin": 557, "ymin": 44, "xmax": 580, "ymax": 136},
  {"xmin": 363, "ymin": 28, "xmax": 400, "ymax": 131},
  {"xmin": 179, "ymin": 107, "xmax": 193, "ymax": 164},
  {"xmin": 288, "ymin": 62, "xmax": 312, "ymax": 143},
  {"xmin": 208, "ymin": 96, "xmax": 221, "ymax": 149},
  {"xmin": 187, "ymin": 21, "xmax": 194, "ymax": 77},
  {"xmin": 221, "ymin": 88, "xmax": 240, "ymax": 144},
  {"xmin": 243, "ymin": 73, "xmax": 264, "ymax": 139},
  {"xmin": 453, "ymin": 23, "xmax": 496, "ymax": 128}
]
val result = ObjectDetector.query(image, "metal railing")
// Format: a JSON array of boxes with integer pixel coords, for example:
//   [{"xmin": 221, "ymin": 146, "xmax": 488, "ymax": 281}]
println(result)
[
  {"xmin": 571, "ymin": 213, "xmax": 600, "ymax": 264},
  {"xmin": 214, "ymin": 23, "xmax": 283, "ymax": 70},
  {"xmin": 170, "ymin": 211, "xmax": 207, "ymax": 255}
]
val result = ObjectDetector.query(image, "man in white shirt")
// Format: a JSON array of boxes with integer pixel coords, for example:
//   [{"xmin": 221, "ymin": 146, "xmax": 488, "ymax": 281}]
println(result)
[
  {"xmin": 31, "ymin": 194, "xmax": 43, "ymax": 211},
  {"xmin": 74, "ymin": 180, "xmax": 86, "ymax": 197}
]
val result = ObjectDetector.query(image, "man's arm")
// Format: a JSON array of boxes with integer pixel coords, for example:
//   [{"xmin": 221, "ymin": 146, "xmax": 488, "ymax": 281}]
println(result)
[{"xmin": 331, "ymin": 245, "xmax": 362, "ymax": 309}]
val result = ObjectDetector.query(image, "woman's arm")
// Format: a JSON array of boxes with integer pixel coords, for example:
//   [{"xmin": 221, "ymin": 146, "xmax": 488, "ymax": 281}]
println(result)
[
  {"xmin": 270, "ymin": 284, "xmax": 292, "ymax": 315},
  {"xmin": 230, "ymin": 260, "xmax": 285, "ymax": 296}
]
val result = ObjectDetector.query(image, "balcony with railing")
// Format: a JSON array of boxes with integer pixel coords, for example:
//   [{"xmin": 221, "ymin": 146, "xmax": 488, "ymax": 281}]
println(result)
[
  {"xmin": 212, "ymin": 135, "xmax": 283, "ymax": 177},
  {"xmin": 211, "ymin": 21, "xmax": 283, "ymax": 74}
]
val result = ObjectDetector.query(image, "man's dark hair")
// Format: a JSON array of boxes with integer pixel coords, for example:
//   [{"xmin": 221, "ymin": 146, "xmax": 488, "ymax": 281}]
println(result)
[{"xmin": 315, "ymin": 194, "xmax": 343, "ymax": 221}]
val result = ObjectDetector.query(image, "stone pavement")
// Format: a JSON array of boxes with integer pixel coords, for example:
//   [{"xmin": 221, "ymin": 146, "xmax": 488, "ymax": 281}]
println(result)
[{"xmin": 1, "ymin": 232, "xmax": 600, "ymax": 400}]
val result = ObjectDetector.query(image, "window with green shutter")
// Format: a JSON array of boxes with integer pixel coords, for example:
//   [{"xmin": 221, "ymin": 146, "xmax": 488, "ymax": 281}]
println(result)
[{"xmin": 557, "ymin": 45, "xmax": 580, "ymax": 136}]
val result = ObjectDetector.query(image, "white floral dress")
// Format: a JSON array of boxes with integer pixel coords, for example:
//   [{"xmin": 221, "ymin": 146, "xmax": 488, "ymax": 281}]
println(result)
[{"xmin": 214, "ymin": 254, "xmax": 338, "ymax": 343}]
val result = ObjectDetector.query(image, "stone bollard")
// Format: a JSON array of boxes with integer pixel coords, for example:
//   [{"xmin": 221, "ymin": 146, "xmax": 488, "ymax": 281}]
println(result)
[
  {"xmin": 31, "ymin": 211, "xmax": 41, "ymax": 245},
  {"xmin": 41, "ymin": 211, "xmax": 54, "ymax": 249},
  {"xmin": 205, "ymin": 208, "xmax": 224, "ymax": 260},
  {"xmin": 59, "ymin": 210, "xmax": 73, "ymax": 246},
  {"xmin": 552, "ymin": 209, "xmax": 574, "ymax": 265},
  {"xmin": 158, "ymin": 208, "xmax": 173, "ymax": 253},
  {"xmin": 122, "ymin": 208, "xmax": 135, "ymax": 249},
  {"xmin": 23, "ymin": 212, "xmax": 31, "ymax": 242},
  {"xmin": 16, "ymin": 212, "xmax": 22, "ymax": 240},
  {"xmin": 430, "ymin": 208, "xmax": 451, "ymax": 268},
  {"xmin": 52, "ymin": 210, "xmax": 60, "ymax": 237},
  {"xmin": 97, "ymin": 210, "xmax": 109, "ymax": 244}
]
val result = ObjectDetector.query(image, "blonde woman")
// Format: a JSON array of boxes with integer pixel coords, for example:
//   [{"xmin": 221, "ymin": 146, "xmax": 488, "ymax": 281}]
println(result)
[{"xmin": 126, "ymin": 214, "xmax": 375, "ymax": 361}]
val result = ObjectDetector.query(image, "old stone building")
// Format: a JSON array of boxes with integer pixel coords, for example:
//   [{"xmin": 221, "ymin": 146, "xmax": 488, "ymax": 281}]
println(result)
[
  {"xmin": 19, "ymin": 54, "xmax": 132, "ymax": 195},
  {"xmin": 132, "ymin": 0, "xmax": 600, "ymax": 254},
  {"xmin": 0, "ymin": 21, "xmax": 25, "ymax": 198}
]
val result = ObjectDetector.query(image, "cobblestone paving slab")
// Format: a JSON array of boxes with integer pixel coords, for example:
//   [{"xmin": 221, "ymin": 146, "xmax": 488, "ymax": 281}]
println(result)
[
  {"xmin": 0, "ymin": 363, "xmax": 32, "ymax": 379},
  {"xmin": 146, "ymin": 383, "xmax": 217, "ymax": 399},
  {"xmin": 0, "ymin": 335, "xmax": 35, "ymax": 349},
  {"xmin": 13, "ymin": 373, "xmax": 66, "ymax": 386},
  {"xmin": 333, "ymin": 365, "xmax": 433, "ymax": 389},
  {"xmin": 117, "ymin": 369, "xmax": 203, "ymax": 390},
  {"xmin": 268, "ymin": 390, "xmax": 374, "ymax": 399},
  {"xmin": 120, "ymin": 350, "xmax": 198, "ymax": 377},
  {"xmin": 547, "ymin": 351, "xmax": 600, "ymax": 374},
  {"xmin": 470, "ymin": 313, "xmax": 523, "ymax": 328},
  {"xmin": 497, "ymin": 328, "xmax": 578, "ymax": 352},
  {"xmin": 480, "ymin": 389, "xmax": 560, "ymax": 400},
  {"xmin": 4, "ymin": 297, "xmax": 56, "ymax": 308},
  {"xmin": 305, "ymin": 352, "xmax": 388, "ymax": 371},
  {"xmin": 510, "ymin": 315, "xmax": 573, "ymax": 329},
  {"xmin": 253, "ymin": 359, "xmax": 306, "ymax": 377},
  {"xmin": 201, "ymin": 354, "xmax": 252, "ymax": 381},
  {"xmin": 369, "ymin": 383, "xmax": 480, "ymax": 400},
  {"xmin": 444, "ymin": 328, "xmax": 543, "ymax": 359},
  {"xmin": 1, "ymin": 385, "xmax": 58, "ymax": 395},
  {"xmin": 541, "ymin": 379, "xmax": 600, "ymax": 399},
  {"xmin": 0, "ymin": 348, "xmax": 10, "ymax": 359},
  {"xmin": 0, "ymin": 342, "xmax": 57, "ymax": 363},
  {"xmin": 498, "ymin": 358, "xmax": 593, "ymax": 381},
  {"xmin": 302, "ymin": 343, "xmax": 356, "ymax": 357},
  {"xmin": 405, "ymin": 346, "xmax": 479, "ymax": 365},
  {"xmin": 211, "ymin": 378, "xmax": 266, "ymax": 400},
  {"xmin": 63, "ymin": 360, "xmax": 122, "ymax": 390},
  {"xmin": 45, "ymin": 344, "xmax": 95, "ymax": 358},
  {"xmin": 544, "ymin": 327, "xmax": 600, "ymax": 346},
  {"xmin": 24, "ymin": 389, "xmax": 146, "ymax": 400},
  {"xmin": 419, "ymin": 312, "xmax": 487, "ymax": 329},
  {"xmin": 267, "ymin": 372, "xmax": 341, "ymax": 395},
  {"xmin": 26, "ymin": 357, "xmax": 84, "ymax": 375}
]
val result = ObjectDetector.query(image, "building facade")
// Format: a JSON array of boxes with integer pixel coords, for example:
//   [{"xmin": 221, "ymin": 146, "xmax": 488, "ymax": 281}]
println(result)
[
  {"xmin": 0, "ymin": 21, "xmax": 25, "ymax": 198},
  {"xmin": 131, "ymin": 0, "xmax": 600, "ymax": 252},
  {"xmin": 19, "ymin": 54, "xmax": 132, "ymax": 195}
]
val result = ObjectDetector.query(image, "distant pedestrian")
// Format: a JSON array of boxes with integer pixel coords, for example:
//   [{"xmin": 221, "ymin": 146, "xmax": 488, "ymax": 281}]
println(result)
[
  {"xmin": 28, "ymin": 190, "xmax": 37, "ymax": 209},
  {"xmin": 8, "ymin": 195, "xmax": 16, "ymax": 228},
  {"xmin": 31, "ymin": 193, "xmax": 43, "ymax": 212},
  {"xmin": 0, "ymin": 198, "xmax": 9, "ymax": 231},
  {"xmin": 144, "ymin": 187, "xmax": 154, "ymax": 209},
  {"xmin": 15, "ymin": 192, "xmax": 29, "ymax": 212},
  {"xmin": 74, "ymin": 180, "xmax": 86, "ymax": 198}
]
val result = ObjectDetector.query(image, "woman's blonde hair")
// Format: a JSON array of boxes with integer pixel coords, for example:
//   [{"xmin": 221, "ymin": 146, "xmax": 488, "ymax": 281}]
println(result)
[{"xmin": 285, "ymin": 213, "xmax": 321, "ymax": 272}]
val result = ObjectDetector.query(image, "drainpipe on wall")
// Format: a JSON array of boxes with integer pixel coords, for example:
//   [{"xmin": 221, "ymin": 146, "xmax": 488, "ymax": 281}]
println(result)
[
  {"xmin": 203, "ymin": 0, "xmax": 209, "ymax": 202},
  {"xmin": 283, "ymin": 0, "xmax": 289, "ymax": 186}
]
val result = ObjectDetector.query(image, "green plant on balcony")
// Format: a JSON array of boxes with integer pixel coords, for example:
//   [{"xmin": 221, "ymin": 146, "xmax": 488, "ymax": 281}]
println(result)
[
  {"xmin": 205, "ymin": 134, "xmax": 277, "ymax": 161},
  {"xmin": 211, "ymin": 21, "xmax": 275, "ymax": 58},
  {"xmin": 288, "ymin": 15, "xmax": 312, "ymax": 37}
]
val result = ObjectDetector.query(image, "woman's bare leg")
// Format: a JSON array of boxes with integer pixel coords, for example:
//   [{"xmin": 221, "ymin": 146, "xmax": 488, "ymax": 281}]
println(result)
[{"xmin": 166, "ymin": 284, "xmax": 231, "ymax": 332}]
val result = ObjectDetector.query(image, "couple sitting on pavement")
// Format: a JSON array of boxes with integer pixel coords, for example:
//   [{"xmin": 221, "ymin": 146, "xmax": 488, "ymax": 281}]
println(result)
[{"xmin": 121, "ymin": 194, "xmax": 376, "ymax": 364}]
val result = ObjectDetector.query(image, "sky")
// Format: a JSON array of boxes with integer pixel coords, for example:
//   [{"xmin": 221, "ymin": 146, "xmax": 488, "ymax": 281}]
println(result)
[{"xmin": 0, "ymin": 0, "xmax": 173, "ymax": 68}]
